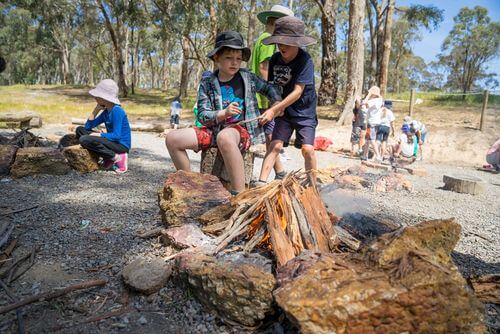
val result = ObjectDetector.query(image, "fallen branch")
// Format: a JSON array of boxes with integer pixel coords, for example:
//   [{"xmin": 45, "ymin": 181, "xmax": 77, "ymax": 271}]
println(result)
[
  {"xmin": 0, "ymin": 205, "xmax": 39, "ymax": 217},
  {"xmin": 136, "ymin": 227, "xmax": 166, "ymax": 239},
  {"xmin": 0, "ymin": 224, "xmax": 14, "ymax": 249},
  {"xmin": 0, "ymin": 278, "xmax": 25, "ymax": 334},
  {"xmin": 0, "ymin": 279, "xmax": 107, "ymax": 315}
]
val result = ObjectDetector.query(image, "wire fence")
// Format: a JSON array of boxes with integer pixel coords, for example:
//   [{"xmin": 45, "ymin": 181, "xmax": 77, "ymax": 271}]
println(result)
[{"xmin": 385, "ymin": 89, "xmax": 499, "ymax": 131}]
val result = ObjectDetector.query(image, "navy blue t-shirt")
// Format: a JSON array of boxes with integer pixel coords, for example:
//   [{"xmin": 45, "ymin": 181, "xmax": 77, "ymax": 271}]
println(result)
[{"xmin": 268, "ymin": 48, "xmax": 317, "ymax": 125}]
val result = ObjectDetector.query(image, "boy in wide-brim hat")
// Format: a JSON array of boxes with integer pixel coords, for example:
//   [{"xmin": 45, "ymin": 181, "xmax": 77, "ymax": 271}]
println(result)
[
  {"xmin": 250, "ymin": 4, "xmax": 294, "ymax": 181},
  {"xmin": 165, "ymin": 31, "xmax": 283, "ymax": 195},
  {"xmin": 257, "ymin": 16, "xmax": 318, "ymax": 184}
]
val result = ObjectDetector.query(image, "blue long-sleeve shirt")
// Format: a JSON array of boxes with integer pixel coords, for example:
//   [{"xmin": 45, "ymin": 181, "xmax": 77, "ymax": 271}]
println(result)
[{"xmin": 85, "ymin": 105, "xmax": 131, "ymax": 149}]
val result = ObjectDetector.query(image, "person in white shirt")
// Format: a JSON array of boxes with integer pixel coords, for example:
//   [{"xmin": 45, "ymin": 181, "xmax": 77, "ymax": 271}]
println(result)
[
  {"xmin": 377, "ymin": 106, "xmax": 396, "ymax": 159},
  {"xmin": 361, "ymin": 86, "xmax": 383, "ymax": 161},
  {"xmin": 409, "ymin": 119, "xmax": 427, "ymax": 160}
]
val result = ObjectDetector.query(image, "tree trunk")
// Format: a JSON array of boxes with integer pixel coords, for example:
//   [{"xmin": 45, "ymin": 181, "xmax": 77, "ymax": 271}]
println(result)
[
  {"xmin": 60, "ymin": 46, "xmax": 70, "ymax": 85},
  {"xmin": 162, "ymin": 39, "xmax": 170, "ymax": 91},
  {"xmin": 338, "ymin": 0, "xmax": 366, "ymax": 125},
  {"xmin": 378, "ymin": 0, "xmax": 394, "ymax": 96},
  {"xmin": 88, "ymin": 59, "xmax": 94, "ymax": 86},
  {"xmin": 179, "ymin": 35, "xmax": 190, "ymax": 99},
  {"xmin": 98, "ymin": 1, "xmax": 128, "ymax": 97},
  {"xmin": 366, "ymin": 1, "xmax": 377, "ymax": 86},
  {"xmin": 373, "ymin": 1, "xmax": 384, "ymax": 86},
  {"xmin": 247, "ymin": 0, "xmax": 257, "ymax": 51},
  {"xmin": 317, "ymin": 0, "xmax": 338, "ymax": 106}
]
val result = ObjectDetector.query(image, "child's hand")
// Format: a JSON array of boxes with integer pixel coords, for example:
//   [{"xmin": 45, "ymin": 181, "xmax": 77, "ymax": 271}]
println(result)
[
  {"xmin": 93, "ymin": 104, "xmax": 105, "ymax": 115},
  {"xmin": 224, "ymin": 102, "xmax": 241, "ymax": 118},
  {"xmin": 259, "ymin": 109, "xmax": 275, "ymax": 125}
]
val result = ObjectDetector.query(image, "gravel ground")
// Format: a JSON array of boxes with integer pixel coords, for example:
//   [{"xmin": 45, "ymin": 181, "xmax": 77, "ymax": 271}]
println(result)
[{"xmin": 0, "ymin": 127, "xmax": 499, "ymax": 333}]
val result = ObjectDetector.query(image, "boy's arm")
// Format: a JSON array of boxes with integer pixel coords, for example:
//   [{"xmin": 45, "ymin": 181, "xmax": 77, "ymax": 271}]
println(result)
[
  {"xmin": 259, "ymin": 60, "xmax": 269, "ymax": 80},
  {"xmin": 260, "ymin": 84, "xmax": 304, "ymax": 125},
  {"xmin": 100, "ymin": 108, "xmax": 123, "ymax": 141},
  {"xmin": 85, "ymin": 106, "xmax": 105, "ymax": 130}
]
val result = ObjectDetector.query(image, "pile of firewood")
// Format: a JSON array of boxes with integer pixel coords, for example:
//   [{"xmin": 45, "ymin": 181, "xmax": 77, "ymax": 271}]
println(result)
[{"xmin": 201, "ymin": 171, "xmax": 358, "ymax": 267}]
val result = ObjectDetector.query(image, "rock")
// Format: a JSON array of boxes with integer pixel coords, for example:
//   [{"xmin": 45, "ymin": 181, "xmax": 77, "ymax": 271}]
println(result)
[
  {"xmin": 177, "ymin": 252, "xmax": 276, "ymax": 326},
  {"xmin": 58, "ymin": 133, "xmax": 79, "ymax": 149},
  {"xmin": 158, "ymin": 171, "xmax": 230, "ymax": 226},
  {"xmin": 62, "ymin": 145, "xmax": 99, "ymax": 173},
  {"xmin": 366, "ymin": 218, "xmax": 462, "ymax": 266},
  {"xmin": 337, "ymin": 174, "xmax": 369, "ymax": 190},
  {"xmin": 122, "ymin": 257, "xmax": 172, "ymax": 295},
  {"xmin": 200, "ymin": 147, "xmax": 255, "ymax": 185},
  {"xmin": 10, "ymin": 147, "xmax": 70, "ymax": 178},
  {"xmin": 161, "ymin": 224, "xmax": 214, "ymax": 249},
  {"xmin": 373, "ymin": 173, "xmax": 412, "ymax": 192},
  {"xmin": 469, "ymin": 274, "xmax": 500, "ymax": 304},
  {"xmin": 0, "ymin": 145, "xmax": 18, "ymax": 176},
  {"xmin": 26, "ymin": 112, "xmax": 42, "ymax": 128},
  {"xmin": 274, "ymin": 219, "xmax": 485, "ymax": 334}
]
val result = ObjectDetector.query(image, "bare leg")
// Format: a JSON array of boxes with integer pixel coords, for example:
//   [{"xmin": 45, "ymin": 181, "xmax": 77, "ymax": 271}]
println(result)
[
  {"xmin": 371, "ymin": 140, "xmax": 381, "ymax": 160},
  {"xmin": 267, "ymin": 134, "xmax": 284, "ymax": 174},
  {"xmin": 216, "ymin": 127, "xmax": 246, "ymax": 192},
  {"xmin": 165, "ymin": 128, "xmax": 198, "ymax": 170},
  {"xmin": 259, "ymin": 140, "xmax": 283, "ymax": 182},
  {"xmin": 302, "ymin": 144, "xmax": 317, "ymax": 184}
]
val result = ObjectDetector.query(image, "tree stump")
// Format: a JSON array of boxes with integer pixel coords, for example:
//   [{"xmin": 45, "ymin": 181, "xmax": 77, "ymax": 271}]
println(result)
[
  {"xmin": 200, "ymin": 148, "xmax": 255, "ymax": 186},
  {"xmin": 443, "ymin": 174, "xmax": 485, "ymax": 195}
]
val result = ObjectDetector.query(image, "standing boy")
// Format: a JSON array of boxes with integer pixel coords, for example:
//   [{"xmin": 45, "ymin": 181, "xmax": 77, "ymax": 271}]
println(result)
[
  {"xmin": 169, "ymin": 96, "xmax": 182, "ymax": 130},
  {"xmin": 76, "ymin": 79, "xmax": 131, "ymax": 173},
  {"xmin": 257, "ymin": 16, "xmax": 318, "ymax": 183},
  {"xmin": 250, "ymin": 4, "xmax": 294, "ymax": 179},
  {"xmin": 165, "ymin": 31, "xmax": 282, "ymax": 195}
]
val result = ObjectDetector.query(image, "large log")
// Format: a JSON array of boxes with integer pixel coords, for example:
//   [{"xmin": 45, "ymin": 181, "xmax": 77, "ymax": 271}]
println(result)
[
  {"xmin": 200, "ymin": 147, "xmax": 255, "ymax": 186},
  {"xmin": 443, "ymin": 174, "xmax": 485, "ymax": 195}
]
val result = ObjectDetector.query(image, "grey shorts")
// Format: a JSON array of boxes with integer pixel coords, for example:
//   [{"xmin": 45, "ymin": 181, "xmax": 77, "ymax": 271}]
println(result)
[{"xmin": 351, "ymin": 126, "xmax": 362, "ymax": 144}]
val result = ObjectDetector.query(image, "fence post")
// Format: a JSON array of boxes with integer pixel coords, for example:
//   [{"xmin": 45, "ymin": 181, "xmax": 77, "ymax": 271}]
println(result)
[
  {"xmin": 479, "ymin": 90, "xmax": 489, "ymax": 131},
  {"xmin": 409, "ymin": 88, "xmax": 415, "ymax": 116}
]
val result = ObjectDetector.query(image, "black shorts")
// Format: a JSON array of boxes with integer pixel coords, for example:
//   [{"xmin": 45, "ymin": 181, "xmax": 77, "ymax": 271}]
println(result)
[
  {"xmin": 376, "ymin": 125, "xmax": 390, "ymax": 142},
  {"xmin": 170, "ymin": 114, "xmax": 180, "ymax": 125}
]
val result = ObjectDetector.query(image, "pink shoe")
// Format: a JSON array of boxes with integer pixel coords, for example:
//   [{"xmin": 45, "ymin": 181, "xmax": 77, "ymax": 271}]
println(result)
[
  {"xmin": 101, "ymin": 159, "xmax": 115, "ymax": 170},
  {"xmin": 113, "ymin": 153, "xmax": 128, "ymax": 173}
]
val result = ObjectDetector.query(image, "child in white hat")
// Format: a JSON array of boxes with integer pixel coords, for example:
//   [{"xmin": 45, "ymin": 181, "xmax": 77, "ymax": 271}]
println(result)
[{"xmin": 75, "ymin": 79, "xmax": 131, "ymax": 173}]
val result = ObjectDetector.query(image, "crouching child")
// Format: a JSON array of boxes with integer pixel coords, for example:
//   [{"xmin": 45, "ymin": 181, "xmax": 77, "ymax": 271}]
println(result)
[{"xmin": 165, "ymin": 31, "xmax": 282, "ymax": 195}]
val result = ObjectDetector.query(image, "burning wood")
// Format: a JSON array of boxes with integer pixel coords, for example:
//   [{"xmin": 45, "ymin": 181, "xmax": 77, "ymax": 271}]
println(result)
[{"xmin": 202, "ymin": 171, "xmax": 341, "ymax": 267}]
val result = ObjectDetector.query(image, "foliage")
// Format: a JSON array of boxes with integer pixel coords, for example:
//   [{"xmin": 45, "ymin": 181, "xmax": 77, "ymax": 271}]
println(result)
[{"xmin": 437, "ymin": 6, "xmax": 500, "ymax": 93}]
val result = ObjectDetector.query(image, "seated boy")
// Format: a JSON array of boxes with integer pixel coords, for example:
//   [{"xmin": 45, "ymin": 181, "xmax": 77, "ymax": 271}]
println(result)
[
  {"xmin": 75, "ymin": 79, "xmax": 131, "ymax": 173},
  {"xmin": 165, "ymin": 31, "xmax": 282, "ymax": 195},
  {"xmin": 392, "ymin": 124, "xmax": 418, "ymax": 160},
  {"xmin": 257, "ymin": 16, "xmax": 318, "ymax": 183}
]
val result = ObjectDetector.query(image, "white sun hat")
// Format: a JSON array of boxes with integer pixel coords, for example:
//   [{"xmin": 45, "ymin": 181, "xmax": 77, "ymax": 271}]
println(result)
[
  {"xmin": 257, "ymin": 5, "xmax": 294, "ymax": 24},
  {"xmin": 89, "ymin": 79, "xmax": 121, "ymax": 105}
]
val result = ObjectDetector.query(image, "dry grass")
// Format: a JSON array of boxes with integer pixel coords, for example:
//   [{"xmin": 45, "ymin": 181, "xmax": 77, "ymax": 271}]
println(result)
[{"xmin": 0, "ymin": 85, "xmax": 197, "ymax": 125}]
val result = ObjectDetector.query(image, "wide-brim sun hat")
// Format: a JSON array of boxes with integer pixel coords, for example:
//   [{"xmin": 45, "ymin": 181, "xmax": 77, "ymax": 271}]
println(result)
[
  {"xmin": 366, "ymin": 86, "xmax": 382, "ymax": 98},
  {"xmin": 257, "ymin": 5, "xmax": 294, "ymax": 24},
  {"xmin": 206, "ymin": 31, "xmax": 251, "ymax": 62},
  {"xmin": 262, "ymin": 16, "xmax": 316, "ymax": 47},
  {"xmin": 89, "ymin": 79, "xmax": 120, "ymax": 105}
]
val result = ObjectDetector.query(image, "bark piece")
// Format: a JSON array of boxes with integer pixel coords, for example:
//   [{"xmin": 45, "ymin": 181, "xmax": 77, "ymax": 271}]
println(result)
[{"xmin": 469, "ymin": 274, "xmax": 500, "ymax": 304}]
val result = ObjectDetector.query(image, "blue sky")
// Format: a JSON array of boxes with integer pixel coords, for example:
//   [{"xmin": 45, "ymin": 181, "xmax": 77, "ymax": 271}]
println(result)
[{"xmin": 398, "ymin": 0, "xmax": 500, "ymax": 78}]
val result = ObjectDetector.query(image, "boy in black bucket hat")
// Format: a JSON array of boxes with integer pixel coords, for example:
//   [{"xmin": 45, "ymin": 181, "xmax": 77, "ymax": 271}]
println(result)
[
  {"xmin": 257, "ymin": 16, "xmax": 318, "ymax": 184},
  {"xmin": 165, "ymin": 31, "xmax": 283, "ymax": 195}
]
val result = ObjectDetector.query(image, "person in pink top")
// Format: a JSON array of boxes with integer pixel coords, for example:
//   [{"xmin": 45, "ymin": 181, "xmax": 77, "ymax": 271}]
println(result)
[{"xmin": 485, "ymin": 139, "xmax": 500, "ymax": 172}]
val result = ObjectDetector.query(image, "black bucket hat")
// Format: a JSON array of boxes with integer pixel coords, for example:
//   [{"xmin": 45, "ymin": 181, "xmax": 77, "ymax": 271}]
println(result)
[
  {"xmin": 262, "ymin": 16, "xmax": 316, "ymax": 47},
  {"xmin": 206, "ymin": 31, "xmax": 251, "ymax": 62}
]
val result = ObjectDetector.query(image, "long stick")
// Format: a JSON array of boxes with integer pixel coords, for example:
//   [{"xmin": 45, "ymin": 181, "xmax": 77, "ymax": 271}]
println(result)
[
  {"xmin": 0, "ymin": 205, "xmax": 39, "ymax": 217},
  {"xmin": 0, "ymin": 279, "xmax": 107, "ymax": 315},
  {"xmin": 0, "ymin": 278, "xmax": 25, "ymax": 334}
]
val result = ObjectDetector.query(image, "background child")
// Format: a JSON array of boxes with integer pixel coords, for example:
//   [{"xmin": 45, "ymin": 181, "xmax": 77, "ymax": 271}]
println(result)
[
  {"xmin": 250, "ymin": 4, "xmax": 294, "ymax": 179},
  {"xmin": 75, "ymin": 79, "xmax": 131, "ymax": 173},
  {"xmin": 377, "ymin": 106, "xmax": 396, "ymax": 159},
  {"xmin": 361, "ymin": 86, "xmax": 383, "ymax": 161},
  {"xmin": 258, "ymin": 16, "xmax": 318, "ymax": 183},
  {"xmin": 165, "ymin": 31, "xmax": 282, "ymax": 195},
  {"xmin": 392, "ymin": 124, "xmax": 418, "ymax": 159},
  {"xmin": 350, "ymin": 98, "xmax": 367, "ymax": 156},
  {"xmin": 170, "ymin": 96, "xmax": 182, "ymax": 129}
]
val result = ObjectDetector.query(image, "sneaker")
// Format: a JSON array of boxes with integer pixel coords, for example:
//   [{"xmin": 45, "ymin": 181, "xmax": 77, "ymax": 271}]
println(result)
[
  {"xmin": 101, "ymin": 159, "xmax": 115, "ymax": 170},
  {"xmin": 279, "ymin": 149, "xmax": 291, "ymax": 161},
  {"xmin": 113, "ymin": 153, "xmax": 128, "ymax": 173},
  {"xmin": 274, "ymin": 171, "xmax": 287, "ymax": 180},
  {"xmin": 250, "ymin": 180, "xmax": 267, "ymax": 188}
]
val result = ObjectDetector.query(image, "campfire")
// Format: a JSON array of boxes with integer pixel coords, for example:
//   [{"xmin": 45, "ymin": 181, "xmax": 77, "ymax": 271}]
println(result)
[{"xmin": 200, "ymin": 171, "xmax": 351, "ymax": 266}]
